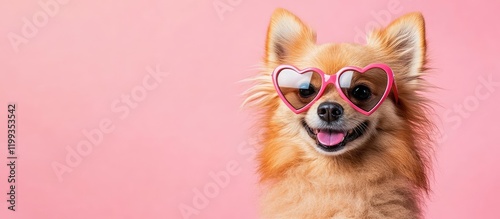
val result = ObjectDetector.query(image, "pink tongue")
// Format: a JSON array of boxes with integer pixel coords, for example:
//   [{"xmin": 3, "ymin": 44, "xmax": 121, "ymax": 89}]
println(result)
[{"xmin": 317, "ymin": 130, "xmax": 345, "ymax": 146}]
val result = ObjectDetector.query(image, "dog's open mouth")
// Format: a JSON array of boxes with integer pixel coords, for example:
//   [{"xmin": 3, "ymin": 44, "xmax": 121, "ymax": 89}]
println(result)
[{"xmin": 302, "ymin": 120, "xmax": 369, "ymax": 152}]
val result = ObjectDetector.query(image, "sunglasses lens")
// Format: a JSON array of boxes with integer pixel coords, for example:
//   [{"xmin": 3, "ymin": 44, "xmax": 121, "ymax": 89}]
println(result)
[
  {"xmin": 276, "ymin": 69, "xmax": 322, "ymax": 110},
  {"xmin": 338, "ymin": 68, "xmax": 389, "ymax": 112}
]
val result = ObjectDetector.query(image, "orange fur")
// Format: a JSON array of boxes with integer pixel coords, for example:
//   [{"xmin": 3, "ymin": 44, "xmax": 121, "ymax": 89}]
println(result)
[{"xmin": 244, "ymin": 9, "xmax": 435, "ymax": 219}]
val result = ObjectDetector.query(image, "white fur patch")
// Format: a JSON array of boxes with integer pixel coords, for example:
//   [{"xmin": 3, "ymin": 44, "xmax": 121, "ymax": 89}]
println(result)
[
  {"xmin": 367, "ymin": 17, "xmax": 425, "ymax": 79},
  {"xmin": 272, "ymin": 18, "xmax": 302, "ymax": 42},
  {"xmin": 267, "ymin": 15, "xmax": 305, "ymax": 62},
  {"xmin": 394, "ymin": 23, "xmax": 423, "ymax": 77}
]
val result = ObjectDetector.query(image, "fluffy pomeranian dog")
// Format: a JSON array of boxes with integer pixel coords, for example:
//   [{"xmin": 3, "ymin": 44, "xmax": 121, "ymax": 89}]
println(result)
[{"xmin": 244, "ymin": 9, "xmax": 434, "ymax": 219}]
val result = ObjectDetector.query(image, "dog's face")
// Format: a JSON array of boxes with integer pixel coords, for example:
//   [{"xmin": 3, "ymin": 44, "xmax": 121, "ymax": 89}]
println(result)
[
  {"xmin": 246, "ymin": 9, "xmax": 427, "ymax": 157},
  {"xmin": 276, "ymin": 45, "xmax": 405, "ymax": 156}
]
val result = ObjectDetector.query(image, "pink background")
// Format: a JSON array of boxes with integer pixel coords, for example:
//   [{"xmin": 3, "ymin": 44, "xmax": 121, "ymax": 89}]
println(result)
[{"xmin": 1, "ymin": 0, "xmax": 499, "ymax": 218}]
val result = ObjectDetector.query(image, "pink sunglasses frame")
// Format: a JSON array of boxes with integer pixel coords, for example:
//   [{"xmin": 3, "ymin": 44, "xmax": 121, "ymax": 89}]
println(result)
[{"xmin": 271, "ymin": 63, "xmax": 399, "ymax": 116}]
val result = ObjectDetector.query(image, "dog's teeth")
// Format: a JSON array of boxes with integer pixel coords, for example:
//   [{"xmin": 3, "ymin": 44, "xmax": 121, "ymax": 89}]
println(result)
[{"xmin": 314, "ymin": 129, "xmax": 319, "ymax": 134}]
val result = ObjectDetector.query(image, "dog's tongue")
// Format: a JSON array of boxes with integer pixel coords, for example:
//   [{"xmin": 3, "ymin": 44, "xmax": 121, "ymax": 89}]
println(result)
[{"xmin": 317, "ymin": 130, "xmax": 345, "ymax": 146}]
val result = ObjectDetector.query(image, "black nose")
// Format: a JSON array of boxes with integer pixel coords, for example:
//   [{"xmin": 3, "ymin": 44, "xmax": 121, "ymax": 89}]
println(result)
[{"xmin": 317, "ymin": 102, "xmax": 344, "ymax": 122}]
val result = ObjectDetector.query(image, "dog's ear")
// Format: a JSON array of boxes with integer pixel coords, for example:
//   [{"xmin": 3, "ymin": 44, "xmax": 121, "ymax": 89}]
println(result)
[
  {"xmin": 265, "ymin": 9, "xmax": 316, "ymax": 65},
  {"xmin": 367, "ymin": 12, "xmax": 426, "ymax": 77}
]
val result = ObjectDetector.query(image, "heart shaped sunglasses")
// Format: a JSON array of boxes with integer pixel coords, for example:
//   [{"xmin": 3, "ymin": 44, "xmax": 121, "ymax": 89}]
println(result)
[{"xmin": 272, "ymin": 63, "xmax": 399, "ymax": 116}]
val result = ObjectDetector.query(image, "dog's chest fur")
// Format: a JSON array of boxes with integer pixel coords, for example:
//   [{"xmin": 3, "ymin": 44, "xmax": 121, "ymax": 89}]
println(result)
[{"xmin": 261, "ymin": 160, "xmax": 421, "ymax": 219}]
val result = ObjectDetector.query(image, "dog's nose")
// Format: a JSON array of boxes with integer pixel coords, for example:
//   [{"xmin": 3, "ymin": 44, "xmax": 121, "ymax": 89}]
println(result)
[{"xmin": 317, "ymin": 102, "xmax": 343, "ymax": 122}]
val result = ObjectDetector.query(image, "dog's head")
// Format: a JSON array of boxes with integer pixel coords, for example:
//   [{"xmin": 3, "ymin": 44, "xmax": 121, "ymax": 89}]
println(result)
[{"xmin": 245, "ymin": 9, "xmax": 433, "ymax": 189}]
